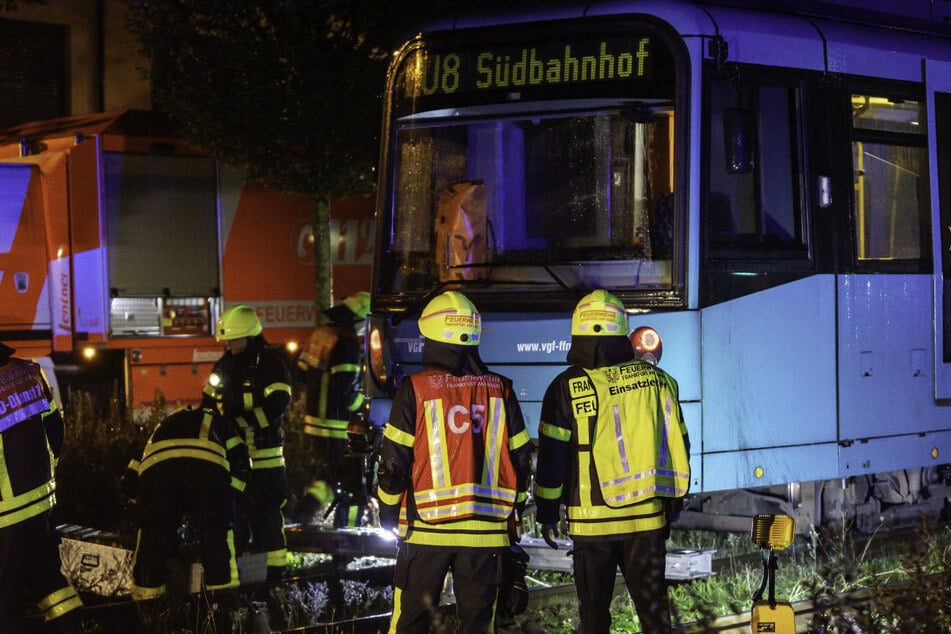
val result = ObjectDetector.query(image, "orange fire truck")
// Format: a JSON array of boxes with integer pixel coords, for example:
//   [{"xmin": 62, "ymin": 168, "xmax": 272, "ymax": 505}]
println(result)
[{"xmin": 0, "ymin": 110, "xmax": 373, "ymax": 413}]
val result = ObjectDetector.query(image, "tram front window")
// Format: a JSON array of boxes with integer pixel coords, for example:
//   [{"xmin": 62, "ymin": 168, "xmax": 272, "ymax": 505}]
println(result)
[{"xmin": 383, "ymin": 104, "xmax": 675, "ymax": 295}]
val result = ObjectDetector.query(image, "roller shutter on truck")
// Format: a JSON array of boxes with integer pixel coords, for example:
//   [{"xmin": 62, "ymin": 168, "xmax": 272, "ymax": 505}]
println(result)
[{"xmin": 103, "ymin": 153, "xmax": 219, "ymax": 336}]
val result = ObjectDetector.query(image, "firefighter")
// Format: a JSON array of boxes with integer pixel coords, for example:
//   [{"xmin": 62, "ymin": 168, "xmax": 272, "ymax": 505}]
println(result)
[
  {"xmin": 202, "ymin": 305, "xmax": 292, "ymax": 582},
  {"xmin": 125, "ymin": 406, "xmax": 250, "ymax": 600},
  {"xmin": 294, "ymin": 291, "xmax": 370, "ymax": 527},
  {"xmin": 533, "ymin": 290, "xmax": 690, "ymax": 634},
  {"xmin": 376, "ymin": 291, "xmax": 533, "ymax": 634},
  {"xmin": 0, "ymin": 343, "xmax": 83, "ymax": 633}
]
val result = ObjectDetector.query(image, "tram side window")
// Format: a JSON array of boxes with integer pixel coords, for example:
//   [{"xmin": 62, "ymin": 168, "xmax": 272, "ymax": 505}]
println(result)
[
  {"xmin": 706, "ymin": 76, "xmax": 807, "ymax": 258},
  {"xmin": 851, "ymin": 95, "xmax": 928, "ymax": 264}
]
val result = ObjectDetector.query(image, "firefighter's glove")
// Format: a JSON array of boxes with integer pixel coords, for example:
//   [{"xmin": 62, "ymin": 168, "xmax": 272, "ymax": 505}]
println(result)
[
  {"xmin": 662, "ymin": 497, "xmax": 684, "ymax": 540},
  {"xmin": 541, "ymin": 523, "xmax": 560, "ymax": 550},
  {"xmin": 121, "ymin": 460, "xmax": 140, "ymax": 500},
  {"xmin": 379, "ymin": 504, "xmax": 400, "ymax": 533},
  {"xmin": 497, "ymin": 544, "xmax": 530, "ymax": 619}
]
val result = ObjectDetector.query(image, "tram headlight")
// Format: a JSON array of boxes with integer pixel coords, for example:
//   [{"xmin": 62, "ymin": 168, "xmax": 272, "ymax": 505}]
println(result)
[{"xmin": 368, "ymin": 325, "xmax": 387, "ymax": 387}]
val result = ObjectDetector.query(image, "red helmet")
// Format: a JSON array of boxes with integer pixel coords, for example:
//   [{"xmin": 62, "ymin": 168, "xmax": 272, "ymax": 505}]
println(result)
[{"xmin": 630, "ymin": 326, "xmax": 662, "ymax": 365}]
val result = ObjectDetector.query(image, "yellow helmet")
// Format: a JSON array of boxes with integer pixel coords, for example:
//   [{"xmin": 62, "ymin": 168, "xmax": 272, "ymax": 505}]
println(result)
[
  {"xmin": 419, "ymin": 291, "xmax": 481, "ymax": 346},
  {"xmin": 571, "ymin": 290, "xmax": 629, "ymax": 336},
  {"xmin": 342, "ymin": 291, "xmax": 371, "ymax": 319},
  {"xmin": 216, "ymin": 305, "xmax": 262, "ymax": 341}
]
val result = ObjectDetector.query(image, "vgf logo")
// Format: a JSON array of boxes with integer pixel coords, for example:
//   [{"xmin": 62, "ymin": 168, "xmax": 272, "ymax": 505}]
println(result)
[{"xmin": 447, "ymin": 403, "xmax": 486, "ymax": 434}]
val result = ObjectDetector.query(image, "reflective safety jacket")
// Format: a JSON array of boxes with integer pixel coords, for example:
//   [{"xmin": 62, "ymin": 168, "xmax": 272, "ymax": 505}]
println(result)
[
  {"xmin": 582, "ymin": 362, "xmax": 690, "ymax": 505},
  {"xmin": 202, "ymin": 336, "xmax": 291, "ymax": 469},
  {"xmin": 0, "ymin": 359, "xmax": 63, "ymax": 530},
  {"xmin": 377, "ymin": 347, "xmax": 533, "ymax": 548},
  {"xmin": 535, "ymin": 357, "xmax": 690, "ymax": 541},
  {"xmin": 298, "ymin": 325, "xmax": 364, "ymax": 441},
  {"xmin": 125, "ymin": 407, "xmax": 250, "ymax": 497}
]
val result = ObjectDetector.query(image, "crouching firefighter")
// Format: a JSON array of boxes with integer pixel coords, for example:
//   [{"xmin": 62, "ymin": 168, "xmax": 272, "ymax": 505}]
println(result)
[
  {"xmin": 376, "ymin": 291, "xmax": 533, "ymax": 634},
  {"xmin": 125, "ymin": 406, "xmax": 250, "ymax": 600},
  {"xmin": 0, "ymin": 343, "xmax": 83, "ymax": 633}
]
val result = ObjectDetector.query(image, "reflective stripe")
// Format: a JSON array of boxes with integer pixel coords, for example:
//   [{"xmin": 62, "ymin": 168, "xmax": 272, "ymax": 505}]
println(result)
[
  {"xmin": 199, "ymin": 411, "xmax": 213, "ymax": 439},
  {"xmin": 509, "ymin": 428, "xmax": 531, "ymax": 450},
  {"xmin": 0, "ymin": 433, "xmax": 10, "ymax": 499},
  {"xmin": 303, "ymin": 415, "xmax": 348, "ymax": 439},
  {"xmin": 539, "ymin": 420, "xmax": 571, "ymax": 442},
  {"xmin": 613, "ymin": 404, "xmax": 630, "ymax": 473},
  {"xmin": 131, "ymin": 583, "xmax": 166, "ymax": 600},
  {"xmin": 330, "ymin": 363, "xmax": 360, "ymax": 374},
  {"xmin": 251, "ymin": 456, "xmax": 285, "ymax": 469},
  {"xmin": 205, "ymin": 529, "xmax": 239, "ymax": 590},
  {"xmin": 253, "ymin": 406, "xmax": 269, "ymax": 428},
  {"xmin": 347, "ymin": 392, "xmax": 366, "ymax": 412},
  {"xmin": 424, "ymin": 398, "xmax": 450, "ymax": 489},
  {"xmin": 568, "ymin": 513, "xmax": 666, "ymax": 536},
  {"xmin": 346, "ymin": 505, "xmax": 359, "ymax": 526},
  {"xmin": 264, "ymin": 382, "xmax": 292, "ymax": 398},
  {"xmin": 137, "ymin": 438, "xmax": 229, "ymax": 474},
  {"xmin": 0, "ymin": 480, "xmax": 55, "ymax": 528},
  {"xmin": 225, "ymin": 437, "xmax": 243, "ymax": 451},
  {"xmin": 38, "ymin": 585, "xmax": 82, "ymax": 622},
  {"xmin": 390, "ymin": 587, "xmax": 404, "ymax": 634},
  {"xmin": 567, "ymin": 497, "xmax": 665, "ymax": 536},
  {"xmin": 383, "ymin": 423, "xmax": 414, "ymax": 448},
  {"xmin": 405, "ymin": 519, "xmax": 510, "ymax": 547},
  {"xmin": 377, "ymin": 487, "xmax": 402, "ymax": 506},
  {"xmin": 250, "ymin": 445, "xmax": 285, "ymax": 469},
  {"xmin": 534, "ymin": 482, "xmax": 563, "ymax": 500},
  {"xmin": 267, "ymin": 548, "xmax": 288, "ymax": 568},
  {"xmin": 482, "ymin": 397, "xmax": 504, "ymax": 489}
]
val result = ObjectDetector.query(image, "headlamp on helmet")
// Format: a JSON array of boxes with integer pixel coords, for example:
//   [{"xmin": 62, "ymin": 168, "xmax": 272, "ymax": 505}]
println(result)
[
  {"xmin": 419, "ymin": 291, "xmax": 481, "ymax": 346},
  {"xmin": 571, "ymin": 289, "xmax": 629, "ymax": 336},
  {"xmin": 216, "ymin": 305, "xmax": 262, "ymax": 341}
]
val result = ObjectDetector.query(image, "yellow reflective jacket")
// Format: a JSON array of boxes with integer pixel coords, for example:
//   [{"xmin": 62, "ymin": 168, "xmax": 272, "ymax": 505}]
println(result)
[{"xmin": 581, "ymin": 361, "xmax": 690, "ymax": 505}]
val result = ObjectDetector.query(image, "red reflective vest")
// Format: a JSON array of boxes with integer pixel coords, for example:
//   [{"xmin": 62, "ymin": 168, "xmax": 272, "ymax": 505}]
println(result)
[{"xmin": 409, "ymin": 369, "xmax": 519, "ymax": 524}]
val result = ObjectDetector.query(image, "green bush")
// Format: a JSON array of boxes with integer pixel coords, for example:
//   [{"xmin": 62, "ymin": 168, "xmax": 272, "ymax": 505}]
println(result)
[{"xmin": 53, "ymin": 391, "xmax": 155, "ymax": 538}]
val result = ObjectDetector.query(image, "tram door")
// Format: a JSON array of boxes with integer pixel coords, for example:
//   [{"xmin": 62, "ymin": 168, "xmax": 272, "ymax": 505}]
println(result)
[{"xmin": 928, "ymin": 60, "xmax": 951, "ymax": 400}]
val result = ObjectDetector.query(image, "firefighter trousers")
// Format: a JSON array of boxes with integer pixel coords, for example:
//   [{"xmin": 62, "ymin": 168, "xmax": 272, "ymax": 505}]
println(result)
[
  {"xmin": 237, "ymin": 465, "xmax": 288, "ymax": 581},
  {"xmin": 0, "ymin": 512, "xmax": 82, "ymax": 633},
  {"xmin": 132, "ymin": 460, "xmax": 237, "ymax": 597},
  {"xmin": 571, "ymin": 528, "xmax": 670, "ymax": 634},
  {"xmin": 389, "ymin": 543, "xmax": 501, "ymax": 634}
]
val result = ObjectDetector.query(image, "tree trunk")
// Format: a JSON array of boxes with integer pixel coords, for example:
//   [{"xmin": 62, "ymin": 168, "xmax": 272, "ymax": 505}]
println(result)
[{"xmin": 312, "ymin": 194, "xmax": 332, "ymax": 326}]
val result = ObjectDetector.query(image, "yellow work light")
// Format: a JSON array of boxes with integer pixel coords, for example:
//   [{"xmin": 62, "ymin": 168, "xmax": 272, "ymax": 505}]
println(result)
[{"xmin": 750, "ymin": 514, "xmax": 796, "ymax": 634}]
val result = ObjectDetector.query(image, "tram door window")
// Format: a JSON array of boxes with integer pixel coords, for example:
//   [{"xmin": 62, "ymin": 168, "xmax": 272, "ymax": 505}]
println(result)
[
  {"xmin": 850, "ymin": 95, "xmax": 929, "ymax": 265},
  {"xmin": 705, "ymin": 73, "xmax": 808, "ymax": 259},
  {"xmin": 935, "ymin": 92, "xmax": 951, "ymax": 363}
]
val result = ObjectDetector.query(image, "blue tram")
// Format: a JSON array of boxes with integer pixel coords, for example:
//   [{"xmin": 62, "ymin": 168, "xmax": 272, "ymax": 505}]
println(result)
[{"xmin": 364, "ymin": 0, "xmax": 951, "ymax": 530}]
